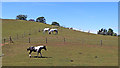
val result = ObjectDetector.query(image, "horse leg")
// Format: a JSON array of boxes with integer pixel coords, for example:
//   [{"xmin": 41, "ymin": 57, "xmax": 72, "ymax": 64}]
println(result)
[
  {"xmin": 40, "ymin": 52, "xmax": 42, "ymax": 57},
  {"xmin": 29, "ymin": 51, "xmax": 32, "ymax": 58},
  {"xmin": 43, "ymin": 31, "xmax": 45, "ymax": 34},
  {"xmin": 55, "ymin": 31, "xmax": 58, "ymax": 34},
  {"xmin": 37, "ymin": 52, "xmax": 39, "ymax": 58},
  {"xmin": 48, "ymin": 32, "xmax": 51, "ymax": 34},
  {"xmin": 52, "ymin": 31, "xmax": 53, "ymax": 34},
  {"xmin": 56, "ymin": 32, "xmax": 58, "ymax": 34}
]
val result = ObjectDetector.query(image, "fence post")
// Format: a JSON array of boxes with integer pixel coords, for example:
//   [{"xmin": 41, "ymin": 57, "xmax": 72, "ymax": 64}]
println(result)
[
  {"xmin": 100, "ymin": 40, "xmax": 102, "ymax": 46},
  {"xmin": 10, "ymin": 36, "xmax": 14, "ymax": 43},
  {"xmin": 29, "ymin": 38, "xmax": 30, "ymax": 43},
  {"xmin": 64, "ymin": 38, "xmax": 65, "ymax": 43},
  {"xmin": 46, "ymin": 38, "xmax": 47, "ymax": 43},
  {"xmin": 4, "ymin": 39, "xmax": 6, "ymax": 43}
]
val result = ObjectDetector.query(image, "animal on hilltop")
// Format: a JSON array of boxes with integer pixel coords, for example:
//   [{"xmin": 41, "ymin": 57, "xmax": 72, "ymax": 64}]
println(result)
[
  {"xmin": 43, "ymin": 28, "xmax": 58, "ymax": 35},
  {"xmin": 43, "ymin": 28, "xmax": 50, "ymax": 34},
  {"xmin": 48, "ymin": 29, "xmax": 58, "ymax": 34}
]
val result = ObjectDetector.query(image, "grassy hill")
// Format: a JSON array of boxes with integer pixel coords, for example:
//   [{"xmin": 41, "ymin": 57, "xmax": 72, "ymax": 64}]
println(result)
[{"xmin": 2, "ymin": 19, "xmax": 118, "ymax": 66}]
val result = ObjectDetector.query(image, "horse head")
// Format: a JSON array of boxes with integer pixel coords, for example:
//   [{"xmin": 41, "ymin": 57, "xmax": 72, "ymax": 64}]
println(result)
[
  {"xmin": 48, "ymin": 32, "xmax": 51, "ymax": 34},
  {"xmin": 43, "ymin": 46, "xmax": 47, "ymax": 51},
  {"xmin": 27, "ymin": 47, "xmax": 30, "ymax": 51},
  {"xmin": 27, "ymin": 46, "xmax": 36, "ymax": 52}
]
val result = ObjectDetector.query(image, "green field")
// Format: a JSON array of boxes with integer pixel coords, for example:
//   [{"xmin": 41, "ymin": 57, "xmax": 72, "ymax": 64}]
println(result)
[{"xmin": 2, "ymin": 19, "xmax": 118, "ymax": 66}]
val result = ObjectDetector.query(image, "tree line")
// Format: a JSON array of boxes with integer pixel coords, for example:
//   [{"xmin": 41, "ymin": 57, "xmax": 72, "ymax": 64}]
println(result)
[
  {"xmin": 16, "ymin": 14, "xmax": 60, "ymax": 26},
  {"xmin": 16, "ymin": 15, "xmax": 117, "ymax": 36},
  {"xmin": 97, "ymin": 28, "xmax": 117, "ymax": 36}
]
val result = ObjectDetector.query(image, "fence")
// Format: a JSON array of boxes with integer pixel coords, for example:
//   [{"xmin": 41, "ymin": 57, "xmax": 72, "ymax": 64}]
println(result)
[
  {"xmin": 2, "ymin": 28, "xmax": 42, "ymax": 44},
  {"xmin": 2, "ymin": 28, "xmax": 118, "ymax": 46},
  {"xmin": 2, "ymin": 35, "xmax": 117, "ymax": 47}
]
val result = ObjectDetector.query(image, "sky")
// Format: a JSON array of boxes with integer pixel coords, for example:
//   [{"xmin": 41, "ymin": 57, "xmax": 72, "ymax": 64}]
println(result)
[
  {"xmin": 2, "ymin": 2, "xmax": 118, "ymax": 34},
  {"xmin": 1, "ymin": 0, "xmax": 120, "ymax": 2}
]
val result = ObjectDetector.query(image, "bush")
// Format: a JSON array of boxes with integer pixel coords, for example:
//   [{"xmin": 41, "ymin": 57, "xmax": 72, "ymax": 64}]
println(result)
[
  {"xmin": 16, "ymin": 15, "xmax": 27, "ymax": 20},
  {"xmin": 51, "ymin": 22, "xmax": 60, "ymax": 26}
]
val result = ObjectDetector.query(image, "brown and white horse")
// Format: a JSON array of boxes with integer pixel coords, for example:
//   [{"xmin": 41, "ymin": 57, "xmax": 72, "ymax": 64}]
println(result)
[{"xmin": 27, "ymin": 46, "xmax": 47, "ymax": 58}]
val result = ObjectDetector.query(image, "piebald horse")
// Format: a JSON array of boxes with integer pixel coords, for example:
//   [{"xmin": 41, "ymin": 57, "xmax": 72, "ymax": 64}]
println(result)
[
  {"xmin": 48, "ymin": 29, "xmax": 58, "ymax": 34},
  {"xmin": 27, "ymin": 46, "xmax": 47, "ymax": 58},
  {"xmin": 43, "ymin": 28, "xmax": 50, "ymax": 34}
]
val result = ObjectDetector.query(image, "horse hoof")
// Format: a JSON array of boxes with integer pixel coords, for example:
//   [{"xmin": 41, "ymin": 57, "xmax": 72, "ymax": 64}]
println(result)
[{"xmin": 30, "ymin": 56, "xmax": 31, "ymax": 58}]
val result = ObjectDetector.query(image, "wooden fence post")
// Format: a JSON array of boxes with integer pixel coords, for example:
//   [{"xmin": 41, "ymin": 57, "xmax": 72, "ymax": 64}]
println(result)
[
  {"xmin": 46, "ymin": 38, "xmax": 47, "ymax": 43},
  {"xmin": 29, "ymin": 38, "xmax": 30, "ymax": 43},
  {"xmin": 100, "ymin": 40, "xmax": 102, "ymax": 46},
  {"xmin": 64, "ymin": 38, "xmax": 65, "ymax": 43},
  {"xmin": 4, "ymin": 39, "xmax": 6, "ymax": 43},
  {"xmin": 24, "ymin": 32, "xmax": 25, "ymax": 37},
  {"xmin": 10, "ymin": 36, "xmax": 14, "ymax": 43}
]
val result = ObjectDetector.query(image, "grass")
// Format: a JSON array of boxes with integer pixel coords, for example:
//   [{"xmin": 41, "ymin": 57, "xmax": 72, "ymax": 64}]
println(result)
[{"xmin": 2, "ymin": 19, "xmax": 118, "ymax": 66}]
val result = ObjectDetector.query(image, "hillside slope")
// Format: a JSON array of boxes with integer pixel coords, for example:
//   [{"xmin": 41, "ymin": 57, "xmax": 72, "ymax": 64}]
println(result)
[
  {"xmin": 2, "ymin": 19, "xmax": 117, "ymax": 46},
  {"xmin": 2, "ymin": 19, "xmax": 118, "ymax": 66}
]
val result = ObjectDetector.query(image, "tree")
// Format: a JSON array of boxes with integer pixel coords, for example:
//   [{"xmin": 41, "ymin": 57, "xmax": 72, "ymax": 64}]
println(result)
[
  {"xmin": 101, "ymin": 28, "xmax": 103, "ymax": 32},
  {"xmin": 97, "ymin": 28, "xmax": 117, "ymax": 36},
  {"xmin": 97, "ymin": 30, "xmax": 101, "ymax": 34},
  {"xmin": 107, "ymin": 28, "xmax": 113, "ymax": 36},
  {"xmin": 103, "ymin": 29, "xmax": 107, "ymax": 35},
  {"xmin": 113, "ymin": 33, "xmax": 117, "ymax": 36},
  {"xmin": 16, "ymin": 15, "xmax": 27, "ymax": 20},
  {"xmin": 36, "ymin": 17, "xmax": 46, "ymax": 23},
  {"xmin": 51, "ymin": 22, "xmax": 60, "ymax": 26},
  {"xmin": 29, "ymin": 19, "xmax": 35, "ymax": 21},
  {"xmin": 99, "ymin": 28, "xmax": 104, "ymax": 35}
]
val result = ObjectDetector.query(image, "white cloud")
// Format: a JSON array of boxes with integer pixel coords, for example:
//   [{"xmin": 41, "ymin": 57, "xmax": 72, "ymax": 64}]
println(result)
[{"xmin": 1, "ymin": 0, "xmax": 119, "ymax": 2}]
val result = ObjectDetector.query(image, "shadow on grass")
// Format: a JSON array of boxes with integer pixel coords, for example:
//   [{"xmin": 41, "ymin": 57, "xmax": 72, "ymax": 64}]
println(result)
[{"xmin": 31, "ymin": 56, "xmax": 52, "ymax": 58}]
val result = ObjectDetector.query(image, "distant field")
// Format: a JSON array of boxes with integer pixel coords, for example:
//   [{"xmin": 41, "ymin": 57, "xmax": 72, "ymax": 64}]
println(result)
[{"xmin": 2, "ymin": 19, "xmax": 118, "ymax": 66}]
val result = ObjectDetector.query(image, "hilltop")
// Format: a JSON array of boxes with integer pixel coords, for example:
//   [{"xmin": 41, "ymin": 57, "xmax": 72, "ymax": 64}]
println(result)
[
  {"xmin": 2, "ymin": 19, "xmax": 118, "ymax": 66},
  {"xmin": 2, "ymin": 19, "xmax": 117, "ymax": 39}
]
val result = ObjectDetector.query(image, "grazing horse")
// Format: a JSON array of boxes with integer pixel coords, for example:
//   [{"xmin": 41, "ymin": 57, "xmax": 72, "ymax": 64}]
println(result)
[
  {"xmin": 27, "ymin": 46, "xmax": 47, "ymax": 58},
  {"xmin": 43, "ymin": 28, "xmax": 50, "ymax": 34},
  {"xmin": 48, "ymin": 29, "xmax": 58, "ymax": 34}
]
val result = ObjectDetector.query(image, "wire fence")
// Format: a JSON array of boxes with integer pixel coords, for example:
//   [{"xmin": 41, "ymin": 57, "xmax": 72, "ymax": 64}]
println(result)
[
  {"xmin": 2, "ymin": 28, "xmax": 118, "ymax": 46},
  {"xmin": 2, "ymin": 35, "xmax": 117, "ymax": 46},
  {"xmin": 2, "ymin": 28, "xmax": 42, "ymax": 43}
]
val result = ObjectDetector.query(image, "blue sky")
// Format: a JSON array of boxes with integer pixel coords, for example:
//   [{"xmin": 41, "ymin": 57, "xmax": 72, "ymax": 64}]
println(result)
[
  {"xmin": 2, "ymin": 2, "xmax": 118, "ymax": 34},
  {"xmin": 2, "ymin": 0, "xmax": 119, "ymax": 2}
]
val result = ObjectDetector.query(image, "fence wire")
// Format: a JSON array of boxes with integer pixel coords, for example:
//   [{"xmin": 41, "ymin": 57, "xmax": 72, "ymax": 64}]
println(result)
[{"xmin": 2, "ymin": 29, "xmax": 118, "ymax": 46}]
